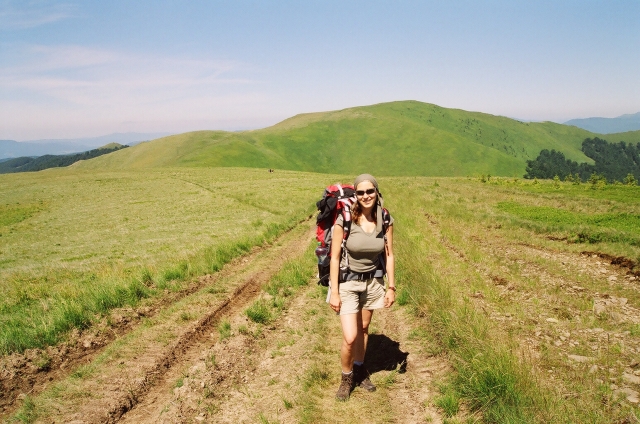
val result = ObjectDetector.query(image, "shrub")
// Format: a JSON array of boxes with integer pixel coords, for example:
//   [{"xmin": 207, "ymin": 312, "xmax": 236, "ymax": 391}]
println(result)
[{"xmin": 624, "ymin": 173, "xmax": 638, "ymax": 186}]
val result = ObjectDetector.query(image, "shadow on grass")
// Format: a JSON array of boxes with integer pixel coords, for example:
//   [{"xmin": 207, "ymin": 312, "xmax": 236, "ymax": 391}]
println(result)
[{"xmin": 364, "ymin": 334, "xmax": 408, "ymax": 374}]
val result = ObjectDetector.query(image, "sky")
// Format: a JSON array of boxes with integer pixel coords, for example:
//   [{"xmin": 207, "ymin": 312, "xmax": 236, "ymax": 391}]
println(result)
[{"xmin": 1, "ymin": 0, "xmax": 639, "ymax": 141}]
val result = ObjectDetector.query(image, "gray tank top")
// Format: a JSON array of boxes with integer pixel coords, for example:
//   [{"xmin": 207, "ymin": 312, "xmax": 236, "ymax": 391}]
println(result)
[{"xmin": 335, "ymin": 210, "xmax": 394, "ymax": 273}]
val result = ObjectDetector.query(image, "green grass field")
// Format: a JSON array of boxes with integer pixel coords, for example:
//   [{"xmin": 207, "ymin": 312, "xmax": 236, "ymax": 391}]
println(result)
[
  {"xmin": 387, "ymin": 177, "xmax": 640, "ymax": 422},
  {"xmin": 4, "ymin": 100, "xmax": 640, "ymax": 422},
  {"xmin": 4, "ymin": 163, "xmax": 640, "ymax": 422},
  {"xmin": 0, "ymin": 167, "xmax": 336, "ymax": 353}
]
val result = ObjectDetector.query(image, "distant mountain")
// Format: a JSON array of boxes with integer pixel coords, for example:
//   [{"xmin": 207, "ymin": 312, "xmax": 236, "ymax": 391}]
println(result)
[
  {"xmin": 0, "ymin": 132, "xmax": 171, "ymax": 160},
  {"xmin": 0, "ymin": 143, "xmax": 129, "ymax": 174},
  {"xmin": 564, "ymin": 112, "xmax": 640, "ymax": 134}
]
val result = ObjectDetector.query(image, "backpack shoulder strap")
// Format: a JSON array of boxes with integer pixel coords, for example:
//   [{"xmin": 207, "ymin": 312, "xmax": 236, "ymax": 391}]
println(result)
[
  {"xmin": 381, "ymin": 207, "xmax": 391, "ymax": 243},
  {"xmin": 340, "ymin": 204, "xmax": 352, "ymax": 269}
]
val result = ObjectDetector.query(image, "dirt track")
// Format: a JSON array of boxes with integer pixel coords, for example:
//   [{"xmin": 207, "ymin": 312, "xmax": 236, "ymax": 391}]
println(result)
[
  {"xmin": 118, "ymin": 260, "xmax": 448, "ymax": 424},
  {"xmin": 2, "ymin": 220, "xmax": 448, "ymax": 423},
  {"xmin": 6, "ymin": 207, "xmax": 640, "ymax": 422},
  {"xmin": 0, "ymin": 217, "xmax": 314, "ymax": 420}
]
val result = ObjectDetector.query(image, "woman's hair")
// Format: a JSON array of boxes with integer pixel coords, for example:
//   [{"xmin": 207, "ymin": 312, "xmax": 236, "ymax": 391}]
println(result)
[{"xmin": 352, "ymin": 194, "xmax": 378, "ymax": 225}]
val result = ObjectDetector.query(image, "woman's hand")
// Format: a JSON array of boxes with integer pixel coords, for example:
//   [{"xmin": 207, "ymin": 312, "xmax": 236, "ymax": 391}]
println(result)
[
  {"xmin": 384, "ymin": 289, "xmax": 395, "ymax": 308},
  {"xmin": 329, "ymin": 291, "xmax": 341, "ymax": 313}
]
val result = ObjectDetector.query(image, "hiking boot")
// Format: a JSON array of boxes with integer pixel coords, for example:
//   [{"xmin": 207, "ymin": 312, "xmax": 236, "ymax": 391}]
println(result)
[
  {"xmin": 335, "ymin": 371, "xmax": 354, "ymax": 401},
  {"xmin": 353, "ymin": 363, "xmax": 376, "ymax": 392}
]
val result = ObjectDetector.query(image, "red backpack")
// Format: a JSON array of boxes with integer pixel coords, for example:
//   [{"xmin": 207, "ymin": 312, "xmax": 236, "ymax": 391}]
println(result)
[{"xmin": 315, "ymin": 184, "xmax": 390, "ymax": 286}]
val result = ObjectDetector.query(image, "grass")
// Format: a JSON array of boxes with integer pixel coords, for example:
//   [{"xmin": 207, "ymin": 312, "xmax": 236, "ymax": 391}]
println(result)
[
  {"xmin": 0, "ymin": 202, "xmax": 45, "ymax": 227},
  {"xmin": 6, "ymin": 223, "xmax": 318, "ymax": 422},
  {"xmin": 245, "ymin": 299, "xmax": 273, "ymax": 324},
  {"xmin": 245, "ymin": 245, "xmax": 316, "ymax": 325},
  {"xmin": 497, "ymin": 200, "xmax": 640, "ymax": 246},
  {"xmin": 11, "ymin": 396, "xmax": 38, "ymax": 423},
  {"xmin": 74, "ymin": 100, "xmax": 627, "ymax": 178},
  {"xmin": 0, "ymin": 167, "xmax": 331, "ymax": 354},
  {"xmin": 384, "ymin": 176, "xmax": 640, "ymax": 423},
  {"xmin": 218, "ymin": 320, "xmax": 232, "ymax": 340},
  {"xmin": 435, "ymin": 386, "xmax": 461, "ymax": 417},
  {"xmin": 5, "ymin": 168, "xmax": 640, "ymax": 422}
]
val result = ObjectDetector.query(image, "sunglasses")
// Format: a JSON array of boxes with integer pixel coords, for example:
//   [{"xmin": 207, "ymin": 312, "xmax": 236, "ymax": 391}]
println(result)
[{"xmin": 355, "ymin": 188, "xmax": 376, "ymax": 197}]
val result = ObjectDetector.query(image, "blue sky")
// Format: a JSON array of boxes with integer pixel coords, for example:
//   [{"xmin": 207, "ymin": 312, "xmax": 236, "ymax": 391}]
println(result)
[{"xmin": 1, "ymin": 0, "xmax": 639, "ymax": 140}]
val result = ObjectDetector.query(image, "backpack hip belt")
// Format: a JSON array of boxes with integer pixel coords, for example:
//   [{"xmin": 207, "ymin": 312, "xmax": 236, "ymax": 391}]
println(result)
[{"xmin": 339, "ymin": 269, "xmax": 385, "ymax": 282}]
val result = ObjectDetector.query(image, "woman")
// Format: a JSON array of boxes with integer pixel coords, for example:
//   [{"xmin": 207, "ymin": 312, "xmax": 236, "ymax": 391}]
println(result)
[{"xmin": 328, "ymin": 173, "xmax": 396, "ymax": 401}]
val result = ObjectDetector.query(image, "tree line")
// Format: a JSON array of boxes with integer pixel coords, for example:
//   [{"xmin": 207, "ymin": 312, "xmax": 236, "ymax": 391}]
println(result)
[
  {"xmin": 0, "ymin": 145, "xmax": 128, "ymax": 174},
  {"xmin": 524, "ymin": 138, "xmax": 640, "ymax": 184}
]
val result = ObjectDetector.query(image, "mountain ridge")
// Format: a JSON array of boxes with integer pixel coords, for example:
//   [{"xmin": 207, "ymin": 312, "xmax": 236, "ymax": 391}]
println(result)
[
  {"xmin": 564, "ymin": 112, "xmax": 640, "ymax": 134},
  {"xmin": 16, "ymin": 101, "xmax": 640, "ymax": 177},
  {"xmin": 0, "ymin": 132, "xmax": 171, "ymax": 159}
]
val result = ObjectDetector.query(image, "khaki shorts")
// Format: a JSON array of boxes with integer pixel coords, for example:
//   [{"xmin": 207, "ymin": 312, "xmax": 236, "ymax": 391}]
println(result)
[{"xmin": 327, "ymin": 277, "xmax": 386, "ymax": 315}]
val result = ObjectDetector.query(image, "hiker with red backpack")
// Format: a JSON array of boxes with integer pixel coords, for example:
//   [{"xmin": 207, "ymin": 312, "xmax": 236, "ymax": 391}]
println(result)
[{"xmin": 316, "ymin": 173, "xmax": 396, "ymax": 401}]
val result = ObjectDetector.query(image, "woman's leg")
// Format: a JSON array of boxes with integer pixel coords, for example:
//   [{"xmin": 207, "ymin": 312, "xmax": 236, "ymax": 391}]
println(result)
[
  {"xmin": 339, "ymin": 311, "xmax": 363, "ymax": 372},
  {"xmin": 353, "ymin": 309, "xmax": 374, "ymax": 362}
]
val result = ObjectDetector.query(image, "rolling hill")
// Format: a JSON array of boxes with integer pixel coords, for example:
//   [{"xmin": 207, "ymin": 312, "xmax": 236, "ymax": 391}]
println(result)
[{"xmin": 75, "ymin": 101, "xmax": 640, "ymax": 177}]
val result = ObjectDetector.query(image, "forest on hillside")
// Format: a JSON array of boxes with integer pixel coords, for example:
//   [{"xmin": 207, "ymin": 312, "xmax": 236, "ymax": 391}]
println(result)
[
  {"xmin": 0, "ymin": 144, "xmax": 128, "ymax": 174},
  {"xmin": 524, "ymin": 138, "xmax": 640, "ymax": 183}
]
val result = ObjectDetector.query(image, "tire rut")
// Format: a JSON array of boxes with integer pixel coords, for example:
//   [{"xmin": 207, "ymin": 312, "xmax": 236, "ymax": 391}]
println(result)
[
  {"xmin": 424, "ymin": 213, "xmax": 640, "ymax": 417},
  {"xmin": 130, "ymin": 282, "xmax": 449, "ymax": 423},
  {"xmin": 0, "ymin": 217, "xmax": 313, "ymax": 420},
  {"xmin": 7, "ymin": 221, "xmax": 314, "ymax": 423}
]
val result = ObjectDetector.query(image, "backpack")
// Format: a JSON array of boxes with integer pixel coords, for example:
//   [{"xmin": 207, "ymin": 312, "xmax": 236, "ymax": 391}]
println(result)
[{"xmin": 315, "ymin": 183, "xmax": 390, "ymax": 286}]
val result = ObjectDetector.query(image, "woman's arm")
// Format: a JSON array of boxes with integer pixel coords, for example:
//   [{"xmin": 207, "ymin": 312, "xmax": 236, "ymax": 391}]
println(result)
[
  {"xmin": 384, "ymin": 224, "xmax": 395, "ymax": 308},
  {"xmin": 329, "ymin": 224, "xmax": 344, "ymax": 313}
]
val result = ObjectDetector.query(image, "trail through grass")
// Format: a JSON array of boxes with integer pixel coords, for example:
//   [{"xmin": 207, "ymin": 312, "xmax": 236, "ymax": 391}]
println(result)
[
  {"xmin": 4, "ymin": 170, "xmax": 640, "ymax": 423},
  {"xmin": 0, "ymin": 167, "xmax": 337, "ymax": 353}
]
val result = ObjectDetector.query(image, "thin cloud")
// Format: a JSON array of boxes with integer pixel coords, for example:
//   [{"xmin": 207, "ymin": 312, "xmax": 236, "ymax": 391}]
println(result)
[
  {"xmin": 0, "ymin": 43, "xmax": 267, "ymax": 138},
  {"xmin": 0, "ymin": 0, "xmax": 75, "ymax": 30},
  {"xmin": 0, "ymin": 44, "xmax": 258, "ymax": 103}
]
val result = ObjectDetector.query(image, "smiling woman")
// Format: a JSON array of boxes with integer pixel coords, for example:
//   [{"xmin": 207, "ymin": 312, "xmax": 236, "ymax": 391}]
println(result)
[{"xmin": 327, "ymin": 173, "xmax": 396, "ymax": 401}]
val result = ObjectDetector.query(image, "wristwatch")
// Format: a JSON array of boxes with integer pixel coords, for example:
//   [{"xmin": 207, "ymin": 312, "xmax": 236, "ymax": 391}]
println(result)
[{"xmin": 387, "ymin": 286, "xmax": 396, "ymax": 292}]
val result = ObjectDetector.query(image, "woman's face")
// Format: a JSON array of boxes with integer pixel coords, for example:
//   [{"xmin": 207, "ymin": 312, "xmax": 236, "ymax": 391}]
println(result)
[{"xmin": 355, "ymin": 180, "xmax": 377, "ymax": 209}]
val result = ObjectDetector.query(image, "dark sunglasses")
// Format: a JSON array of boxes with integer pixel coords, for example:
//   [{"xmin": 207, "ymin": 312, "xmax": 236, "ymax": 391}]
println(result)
[{"xmin": 355, "ymin": 188, "xmax": 376, "ymax": 197}]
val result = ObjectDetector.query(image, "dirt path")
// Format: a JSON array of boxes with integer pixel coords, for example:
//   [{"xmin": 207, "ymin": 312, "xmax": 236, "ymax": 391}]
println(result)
[
  {"xmin": 0, "ymin": 218, "xmax": 313, "ymax": 419},
  {"xmin": 119, "ymin": 274, "xmax": 448, "ymax": 424},
  {"xmin": 10, "ymin": 207, "xmax": 640, "ymax": 422},
  {"xmin": 5, "ymin": 222, "xmax": 310, "ymax": 423},
  {"xmin": 10, "ymin": 218, "xmax": 447, "ymax": 423}
]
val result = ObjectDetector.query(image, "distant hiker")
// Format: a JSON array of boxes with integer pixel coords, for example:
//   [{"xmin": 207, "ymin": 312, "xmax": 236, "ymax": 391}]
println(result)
[{"xmin": 327, "ymin": 173, "xmax": 396, "ymax": 401}]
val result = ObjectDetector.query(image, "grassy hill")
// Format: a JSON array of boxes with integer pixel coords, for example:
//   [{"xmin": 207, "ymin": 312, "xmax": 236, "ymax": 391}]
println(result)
[
  {"xmin": 0, "ymin": 143, "xmax": 128, "ymax": 174},
  {"xmin": 76, "ymin": 101, "xmax": 640, "ymax": 177}
]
